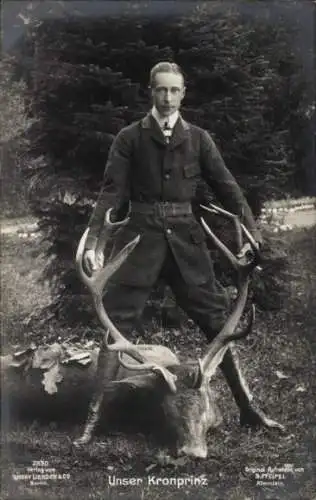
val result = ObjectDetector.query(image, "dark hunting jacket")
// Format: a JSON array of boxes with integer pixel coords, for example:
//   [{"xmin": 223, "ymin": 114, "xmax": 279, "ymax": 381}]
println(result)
[{"xmin": 85, "ymin": 113, "xmax": 262, "ymax": 286}]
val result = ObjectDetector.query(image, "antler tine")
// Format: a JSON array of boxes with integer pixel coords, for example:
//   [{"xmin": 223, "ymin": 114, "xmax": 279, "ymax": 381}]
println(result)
[
  {"xmin": 94, "ymin": 207, "xmax": 131, "ymax": 258},
  {"xmin": 76, "ymin": 215, "xmax": 178, "ymax": 391},
  {"xmin": 200, "ymin": 217, "xmax": 239, "ymax": 271},
  {"xmin": 104, "ymin": 331, "xmax": 178, "ymax": 393},
  {"xmin": 116, "ymin": 351, "xmax": 178, "ymax": 393},
  {"xmin": 201, "ymin": 202, "xmax": 241, "ymax": 222},
  {"xmin": 198, "ymin": 204, "xmax": 259, "ymax": 382},
  {"xmin": 199, "ymin": 276, "xmax": 252, "ymax": 381},
  {"xmin": 200, "ymin": 204, "xmax": 258, "ymax": 251},
  {"xmin": 76, "ymin": 226, "xmax": 141, "ymax": 348},
  {"xmin": 105, "ymin": 206, "xmax": 130, "ymax": 227},
  {"xmin": 241, "ymin": 222, "xmax": 260, "ymax": 251},
  {"xmin": 75, "ymin": 226, "xmax": 141, "ymax": 297}
]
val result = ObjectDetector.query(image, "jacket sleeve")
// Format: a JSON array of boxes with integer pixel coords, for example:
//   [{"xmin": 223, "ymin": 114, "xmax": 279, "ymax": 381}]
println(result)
[
  {"xmin": 200, "ymin": 130, "xmax": 262, "ymax": 243},
  {"xmin": 85, "ymin": 128, "xmax": 132, "ymax": 251}
]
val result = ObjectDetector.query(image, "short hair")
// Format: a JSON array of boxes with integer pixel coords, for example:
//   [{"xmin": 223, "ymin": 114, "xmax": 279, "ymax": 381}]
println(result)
[{"xmin": 149, "ymin": 61, "xmax": 185, "ymax": 87}]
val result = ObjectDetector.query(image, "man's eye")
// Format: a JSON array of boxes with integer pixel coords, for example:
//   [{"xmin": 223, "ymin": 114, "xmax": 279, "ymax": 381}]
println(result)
[{"xmin": 156, "ymin": 88, "xmax": 181, "ymax": 94}]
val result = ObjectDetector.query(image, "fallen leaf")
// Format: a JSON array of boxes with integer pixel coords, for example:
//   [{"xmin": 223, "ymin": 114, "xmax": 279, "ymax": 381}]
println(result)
[
  {"xmin": 295, "ymin": 385, "xmax": 306, "ymax": 392},
  {"xmin": 156, "ymin": 450, "xmax": 170, "ymax": 465},
  {"xmin": 85, "ymin": 340, "xmax": 95, "ymax": 348},
  {"xmin": 17, "ymin": 12, "xmax": 31, "ymax": 25},
  {"xmin": 32, "ymin": 343, "xmax": 62, "ymax": 370},
  {"xmin": 169, "ymin": 456, "xmax": 187, "ymax": 467},
  {"xmin": 75, "ymin": 357, "xmax": 92, "ymax": 366},
  {"xmin": 283, "ymin": 434, "xmax": 295, "ymax": 441},
  {"xmin": 10, "ymin": 356, "xmax": 31, "ymax": 369},
  {"xmin": 275, "ymin": 370, "xmax": 289, "ymax": 379},
  {"xmin": 71, "ymin": 352, "xmax": 92, "ymax": 361},
  {"xmin": 62, "ymin": 343, "xmax": 94, "ymax": 365},
  {"xmin": 152, "ymin": 332, "xmax": 163, "ymax": 340},
  {"xmin": 13, "ymin": 345, "xmax": 36, "ymax": 358},
  {"xmin": 63, "ymin": 352, "xmax": 92, "ymax": 365},
  {"xmin": 42, "ymin": 363, "xmax": 63, "ymax": 394},
  {"xmin": 145, "ymin": 463, "xmax": 157, "ymax": 473},
  {"xmin": 10, "ymin": 346, "xmax": 37, "ymax": 370},
  {"xmin": 155, "ymin": 451, "xmax": 187, "ymax": 467}
]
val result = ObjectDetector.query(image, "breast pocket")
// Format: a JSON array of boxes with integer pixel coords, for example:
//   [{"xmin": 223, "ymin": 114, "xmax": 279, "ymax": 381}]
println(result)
[{"xmin": 183, "ymin": 162, "xmax": 200, "ymax": 178}]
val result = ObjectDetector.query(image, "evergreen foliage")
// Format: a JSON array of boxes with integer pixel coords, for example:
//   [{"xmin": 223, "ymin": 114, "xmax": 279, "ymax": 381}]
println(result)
[
  {"xmin": 14, "ymin": 7, "xmax": 312, "ymax": 328},
  {"xmin": 0, "ymin": 56, "xmax": 34, "ymax": 216}
]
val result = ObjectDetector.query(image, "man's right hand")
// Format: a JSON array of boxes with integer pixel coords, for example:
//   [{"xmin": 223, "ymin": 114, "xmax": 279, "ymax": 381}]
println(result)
[{"xmin": 83, "ymin": 250, "xmax": 104, "ymax": 275}]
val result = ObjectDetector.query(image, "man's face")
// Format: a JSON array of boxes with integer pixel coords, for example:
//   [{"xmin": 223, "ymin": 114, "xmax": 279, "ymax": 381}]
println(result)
[{"xmin": 150, "ymin": 72, "xmax": 185, "ymax": 117}]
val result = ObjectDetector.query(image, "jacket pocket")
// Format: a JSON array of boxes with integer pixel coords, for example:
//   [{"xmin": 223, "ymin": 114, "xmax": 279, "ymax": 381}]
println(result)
[
  {"xmin": 183, "ymin": 162, "xmax": 200, "ymax": 178},
  {"xmin": 190, "ymin": 224, "xmax": 206, "ymax": 244}
]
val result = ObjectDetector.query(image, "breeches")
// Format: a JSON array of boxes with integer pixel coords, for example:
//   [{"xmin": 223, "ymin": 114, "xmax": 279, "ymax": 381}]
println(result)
[{"xmin": 104, "ymin": 245, "xmax": 230, "ymax": 341}]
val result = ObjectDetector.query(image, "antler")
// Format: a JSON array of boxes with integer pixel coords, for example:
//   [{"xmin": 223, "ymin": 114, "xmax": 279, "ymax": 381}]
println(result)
[
  {"xmin": 197, "ymin": 204, "xmax": 260, "ymax": 382},
  {"xmin": 76, "ymin": 209, "xmax": 178, "ymax": 393}
]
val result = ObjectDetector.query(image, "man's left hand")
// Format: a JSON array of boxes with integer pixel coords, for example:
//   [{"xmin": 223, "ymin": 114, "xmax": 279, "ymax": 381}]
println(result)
[{"xmin": 237, "ymin": 242, "xmax": 255, "ymax": 261}]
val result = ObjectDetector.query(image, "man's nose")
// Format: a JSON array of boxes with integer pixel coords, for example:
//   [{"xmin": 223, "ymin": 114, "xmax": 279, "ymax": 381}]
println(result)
[{"xmin": 164, "ymin": 91, "xmax": 172, "ymax": 102}]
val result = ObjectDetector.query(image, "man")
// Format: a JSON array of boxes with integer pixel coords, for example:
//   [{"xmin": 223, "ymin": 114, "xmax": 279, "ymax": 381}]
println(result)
[{"xmin": 75, "ymin": 62, "xmax": 283, "ymax": 446}]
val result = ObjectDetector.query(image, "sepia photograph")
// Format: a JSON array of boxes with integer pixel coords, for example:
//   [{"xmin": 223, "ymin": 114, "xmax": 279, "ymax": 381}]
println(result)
[{"xmin": 1, "ymin": 1, "xmax": 315, "ymax": 499}]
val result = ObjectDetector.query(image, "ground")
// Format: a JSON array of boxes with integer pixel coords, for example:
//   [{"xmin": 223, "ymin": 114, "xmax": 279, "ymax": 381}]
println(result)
[{"xmin": 1, "ymin": 224, "xmax": 315, "ymax": 500}]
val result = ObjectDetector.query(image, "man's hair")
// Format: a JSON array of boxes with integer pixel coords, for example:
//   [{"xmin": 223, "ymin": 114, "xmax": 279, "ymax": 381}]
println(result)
[{"xmin": 149, "ymin": 61, "xmax": 185, "ymax": 87}]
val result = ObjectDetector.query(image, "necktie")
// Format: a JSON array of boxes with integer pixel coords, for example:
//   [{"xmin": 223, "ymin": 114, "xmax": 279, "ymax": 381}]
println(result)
[{"xmin": 163, "ymin": 121, "xmax": 172, "ymax": 143}]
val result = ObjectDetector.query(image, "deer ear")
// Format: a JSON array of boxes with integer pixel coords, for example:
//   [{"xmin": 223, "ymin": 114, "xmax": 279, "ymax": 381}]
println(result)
[
  {"xmin": 151, "ymin": 366, "xmax": 177, "ymax": 393},
  {"xmin": 192, "ymin": 359, "xmax": 204, "ymax": 389},
  {"xmin": 110, "ymin": 373, "xmax": 161, "ymax": 389}
]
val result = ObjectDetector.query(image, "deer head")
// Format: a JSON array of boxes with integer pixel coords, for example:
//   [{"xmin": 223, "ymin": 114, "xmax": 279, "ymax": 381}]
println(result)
[{"xmin": 76, "ymin": 205, "xmax": 259, "ymax": 458}]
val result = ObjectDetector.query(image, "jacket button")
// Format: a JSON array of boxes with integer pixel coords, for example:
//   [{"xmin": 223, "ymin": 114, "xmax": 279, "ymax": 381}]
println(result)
[
  {"xmin": 166, "ymin": 228, "xmax": 172, "ymax": 235},
  {"xmin": 164, "ymin": 173, "xmax": 170, "ymax": 180}
]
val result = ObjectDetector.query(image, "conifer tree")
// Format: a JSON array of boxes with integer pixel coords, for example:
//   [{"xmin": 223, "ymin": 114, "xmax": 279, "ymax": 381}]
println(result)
[{"xmin": 19, "ymin": 9, "xmax": 311, "ymax": 331}]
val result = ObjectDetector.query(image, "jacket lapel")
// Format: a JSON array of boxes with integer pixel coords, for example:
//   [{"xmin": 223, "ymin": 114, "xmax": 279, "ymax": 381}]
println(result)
[
  {"xmin": 141, "ymin": 113, "xmax": 166, "ymax": 146},
  {"xmin": 140, "ymin": 113, "xmax": 190, "ymax": 148},
  {"xmin": 168, "ymin": 116, "xmax": 190, "ymax": 150}
]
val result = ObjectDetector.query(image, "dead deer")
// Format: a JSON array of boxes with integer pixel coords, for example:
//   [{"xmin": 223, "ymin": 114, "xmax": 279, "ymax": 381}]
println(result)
[{"xmin": 73, "ymin": 205, "xmax": 279, "ymax": 458}]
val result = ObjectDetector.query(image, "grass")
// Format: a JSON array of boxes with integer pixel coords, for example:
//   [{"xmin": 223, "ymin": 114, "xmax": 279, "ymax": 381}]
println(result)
[
  {"xmin": 1, "ymin": 234, "xmax": 51, "ymax": 349},
  {"xmin": 1, "ymin": 227, "xmax": 316, "ymax": 499}
]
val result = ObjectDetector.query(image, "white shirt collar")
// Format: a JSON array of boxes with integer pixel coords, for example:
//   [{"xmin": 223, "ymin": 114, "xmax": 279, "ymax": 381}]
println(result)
[{"xmin": 151, "ymin": 106, "xmax": 179, "ymax": 129}]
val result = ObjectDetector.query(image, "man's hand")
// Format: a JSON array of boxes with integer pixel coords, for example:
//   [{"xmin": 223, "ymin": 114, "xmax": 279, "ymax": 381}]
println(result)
[
  {"xmin": 236, "ymin": 240, "xmax": 263, "ymax": 273},
  {"xmin": 83, "ymin": 250, "xmax": 104, "ymax": 275},
  {"xmin": 237, "ymin": 242, "xmax": 255, "ymax": 261},
  {"xmin": 237, "ymin": 236, "xmax": 263, "ymax": 256}
]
